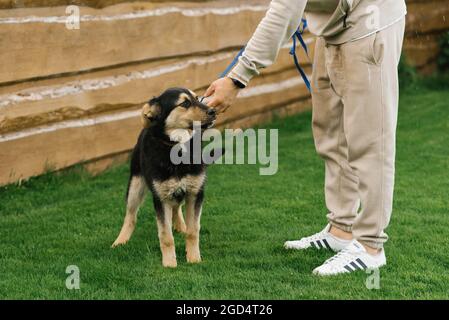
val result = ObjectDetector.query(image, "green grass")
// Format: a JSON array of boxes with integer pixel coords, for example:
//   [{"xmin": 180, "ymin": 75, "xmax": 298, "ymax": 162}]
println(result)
[{"xmin": 1, "ymin": 81, "xmax": 448, "ymax": 300}]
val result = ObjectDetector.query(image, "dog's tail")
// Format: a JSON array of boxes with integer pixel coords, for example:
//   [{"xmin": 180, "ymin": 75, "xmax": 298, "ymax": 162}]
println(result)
[{"xmin": 125, "ymin": 137, "xmax": 144, "ymax": 201}]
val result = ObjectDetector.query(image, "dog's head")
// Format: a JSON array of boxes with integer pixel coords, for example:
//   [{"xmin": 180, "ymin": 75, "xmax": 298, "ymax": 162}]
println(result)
[{"xmin": 141, "ymin": 87, "xmax": 216, "ymax": 142}]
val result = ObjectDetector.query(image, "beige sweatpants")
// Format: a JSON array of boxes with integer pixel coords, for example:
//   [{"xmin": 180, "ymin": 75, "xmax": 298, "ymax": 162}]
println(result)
[{"xmin": 311, "ymin": 19, "xmax": 405, "ymax": 249}]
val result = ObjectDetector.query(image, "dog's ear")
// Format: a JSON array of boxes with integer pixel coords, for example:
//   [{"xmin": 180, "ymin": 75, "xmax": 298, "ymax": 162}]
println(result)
[{"xmin": 141, "ymin": 98, "xmax": 160, "ymax": 128}]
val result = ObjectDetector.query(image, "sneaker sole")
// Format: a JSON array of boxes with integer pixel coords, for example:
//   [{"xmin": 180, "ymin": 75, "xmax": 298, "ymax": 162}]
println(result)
[{"xmin": 313, "ymin": 262, "xmax": 387, "ymax": 276}]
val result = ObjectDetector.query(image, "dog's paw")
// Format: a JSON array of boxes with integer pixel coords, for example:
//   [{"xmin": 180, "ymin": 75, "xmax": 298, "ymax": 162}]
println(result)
[
  {"xmin": 111, "ymin": 238, "xmax": 128, "ymax": 248},
  {"xmin": 186, "ymin": 253, "xmax": 202, "ymax": 264},
  {"xmin": 162, "ymin": 258, "xmax": 178, "ymax": 268}
]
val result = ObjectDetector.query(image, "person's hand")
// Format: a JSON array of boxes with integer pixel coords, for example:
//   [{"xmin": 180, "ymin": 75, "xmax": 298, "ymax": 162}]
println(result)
[{"xmin": 204, "ymin": 77, "xmax": 240, "ymax": 114}]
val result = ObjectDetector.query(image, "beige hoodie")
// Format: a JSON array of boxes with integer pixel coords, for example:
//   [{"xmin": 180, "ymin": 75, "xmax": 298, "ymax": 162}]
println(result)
[{"xmin": 228, "ymin": 0, "xmax": 407, "ymax": 86}]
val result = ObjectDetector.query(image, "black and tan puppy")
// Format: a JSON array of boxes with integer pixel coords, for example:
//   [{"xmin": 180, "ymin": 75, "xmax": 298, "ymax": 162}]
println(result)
[{"xmin": 111, "ymin": 88, "xmax": 217, "ymax": 268}]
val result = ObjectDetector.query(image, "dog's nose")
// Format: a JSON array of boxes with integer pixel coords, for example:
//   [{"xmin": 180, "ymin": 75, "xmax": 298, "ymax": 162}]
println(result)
[{"xmin": 207, "ymin": 108, "xmax": 216, "ymax": 117}]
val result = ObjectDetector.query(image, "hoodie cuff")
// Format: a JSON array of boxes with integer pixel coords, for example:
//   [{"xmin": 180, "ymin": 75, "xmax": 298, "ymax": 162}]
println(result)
[{"xmin": 227, "ymin": 58, "xmax": 259, "ymax": 87}]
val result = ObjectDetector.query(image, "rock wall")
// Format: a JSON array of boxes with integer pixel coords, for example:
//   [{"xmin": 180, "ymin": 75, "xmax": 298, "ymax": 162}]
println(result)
[{"xmin": 0, "ymin": 0, "xmax": 447, "ymax": 185}]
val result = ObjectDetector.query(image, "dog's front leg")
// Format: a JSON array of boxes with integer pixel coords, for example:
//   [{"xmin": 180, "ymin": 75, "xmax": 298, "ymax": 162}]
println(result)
[
  {"xmin": 154, "ymin": 197, "xmax": 177, "ymax": 268},
  {"xmin": 185, "ymin": 191, "xmax": 203, "ymax": 263}
]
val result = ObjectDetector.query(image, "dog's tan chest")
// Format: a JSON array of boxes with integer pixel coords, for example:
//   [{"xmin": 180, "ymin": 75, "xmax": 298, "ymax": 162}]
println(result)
[{"xmin": 152, "ymin": 174, "xmax": 205, "ymax": 201}]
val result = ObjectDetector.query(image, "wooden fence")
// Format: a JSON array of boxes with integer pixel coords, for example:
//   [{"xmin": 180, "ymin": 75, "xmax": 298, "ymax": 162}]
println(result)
[{"xmin": 0, "ymin": 0, "xmax": 448, "ymax": 186}]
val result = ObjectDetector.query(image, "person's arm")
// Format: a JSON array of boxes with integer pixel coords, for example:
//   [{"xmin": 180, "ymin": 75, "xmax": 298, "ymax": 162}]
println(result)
[
  {"xmin": 229, "ymin": 0, "xmax": 307, "ymax": 86},
  {"xmin": 205, "ymin": 0, "xmax": 307, "ymax": 111}
]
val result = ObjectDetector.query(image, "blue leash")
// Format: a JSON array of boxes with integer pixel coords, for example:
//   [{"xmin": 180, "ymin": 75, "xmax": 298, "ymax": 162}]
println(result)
[
  {"xmin": 219, "ymin": 46, "xmax": 246, "ymax": 79},
  {"xmin": 290, "ymin": 19, "xmax": 311, "ymax": 92},
  {"xmin": 220, "ymin": 19, "xmax": 311, "ymax": 92}
]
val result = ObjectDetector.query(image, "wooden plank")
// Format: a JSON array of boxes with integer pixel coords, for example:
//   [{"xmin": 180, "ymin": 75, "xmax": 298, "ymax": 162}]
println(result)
[
  {"xmin": 1, "ymin": 0, "xmax": 445, "ymax": 84},
  {"xmin": 83, "ymin": 151, "xmax": 129, "ymax": 176},
  {"xmin": 0, "ymin": 114, "xmax": 141, "ymax": 185},
  {"xmin": 0, "ymin": 68, "xmax": 310, "ymax": 186},
  {"xmin": 0, "ymin": 0, "xmax": 269, "ymax": 84},
  {"xmin": 0, "ymin": 39, "xmax": 315, "ymax": 134},
  {"xmin": 403, "ymin": 34, "xmax": 441, "ymax": 68},
  {"xmin": 220, "ymin": 98, "xmax": 310, "ymax": 130},
  {"xmin": 405, "ymin": 0, "xmax": 449, "ymax": 35},
  {"xmin": 0, "ymin": 0, "xmax": 218, "ymax": 10}
]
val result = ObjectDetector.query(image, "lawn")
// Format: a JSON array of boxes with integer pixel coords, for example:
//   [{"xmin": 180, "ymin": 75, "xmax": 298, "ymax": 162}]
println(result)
[{"xmin": 0, "ymin": 80, "xmax": 448, "ymax": 300}]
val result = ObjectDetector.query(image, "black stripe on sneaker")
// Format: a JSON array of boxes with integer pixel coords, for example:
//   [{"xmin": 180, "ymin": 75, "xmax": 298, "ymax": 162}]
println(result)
[
  {"xmin": 356, "ymin": 258, "xmax": 368, "ymax": 269},
  {"xmin": 310, "ymin": 241, "xmax": 318, "ymax": 249},
  {"xmin": 350, "ymin": 261, "xmax": 361, "ymax": 271},
  {"xmin": 316, "ymin": 240, "xmax": 323, "ymax": 249},
  {"xmin": 344, "ymin": 265, "xmax": 353, "ymax": 272},
  {"xmin": 322, "ymin": 239, "xmax": 332, "ymax": 250}
]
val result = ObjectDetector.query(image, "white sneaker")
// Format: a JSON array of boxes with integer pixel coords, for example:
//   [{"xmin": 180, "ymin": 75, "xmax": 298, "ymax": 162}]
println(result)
[
  {"xmin": 284, "ymin": 224, "xmax": 351, "ymax": 252},
  {"xmin": 313, "ymin": 239, "xmax": 386, "ymax": 276}
]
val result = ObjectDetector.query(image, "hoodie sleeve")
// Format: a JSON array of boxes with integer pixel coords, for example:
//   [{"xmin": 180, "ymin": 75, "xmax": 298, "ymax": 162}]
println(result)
[{"xmin": 227, "ymin": 0, "xmax": 307, "ymax": 86}]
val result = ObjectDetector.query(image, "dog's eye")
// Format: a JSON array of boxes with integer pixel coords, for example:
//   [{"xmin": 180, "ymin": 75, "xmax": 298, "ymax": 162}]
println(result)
[{"xmin": 180, "ymin": 100, "xmax": 192, "ymax": 108}]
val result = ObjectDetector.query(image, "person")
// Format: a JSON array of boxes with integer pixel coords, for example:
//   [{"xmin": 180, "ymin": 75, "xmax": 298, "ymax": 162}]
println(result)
[{"xmin": 204, "ymin": 0, "xmax": 407, "ymax": 276}]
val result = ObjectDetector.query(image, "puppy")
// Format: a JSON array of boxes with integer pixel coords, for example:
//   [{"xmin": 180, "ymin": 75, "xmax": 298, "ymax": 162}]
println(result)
[{"xmin": 111, "ymin": 88, "xmax": 217, "ymax": 268}]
